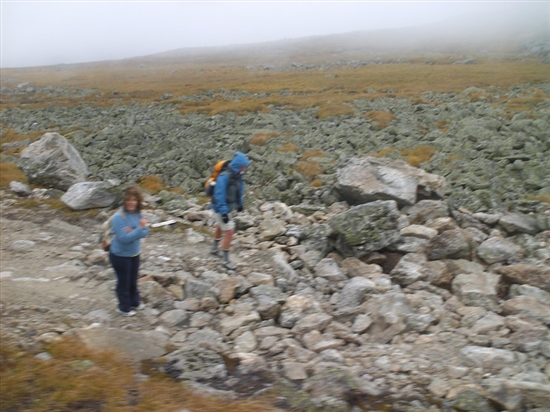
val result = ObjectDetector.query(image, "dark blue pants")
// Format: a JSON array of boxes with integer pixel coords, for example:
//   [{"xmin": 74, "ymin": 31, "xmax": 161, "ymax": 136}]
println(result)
[{"xmin": 109, "ymin": 253, "xmax": 140, "ymax": 312}]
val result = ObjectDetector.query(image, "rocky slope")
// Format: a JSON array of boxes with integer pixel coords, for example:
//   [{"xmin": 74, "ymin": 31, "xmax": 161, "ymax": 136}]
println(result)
[
  {"xmin": 1, "ymin": 155, "xmax": 550, "ymax": 412},
  {"xmin": 2, "ymin": 81, "xmax": 549, "ymax": 215},
  {"xmin": 1, "ymin": 62, "xmax": 550, "ymax": 410}
]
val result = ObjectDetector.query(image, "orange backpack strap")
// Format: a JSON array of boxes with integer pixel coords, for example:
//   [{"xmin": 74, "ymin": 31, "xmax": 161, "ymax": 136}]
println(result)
[{"xmin": 204, "ymin": 160, "xmax": 229, "ymax": 194}]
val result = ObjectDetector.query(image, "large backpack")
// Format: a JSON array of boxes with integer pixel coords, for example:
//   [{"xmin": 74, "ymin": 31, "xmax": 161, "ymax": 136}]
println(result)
[
  {"xmin": 99, "ymin": 210, "xmax": 125, "ymax": 252},
  {"xmin": 204, "ymin": 160, "xmax": 230, "ymax": 197}
]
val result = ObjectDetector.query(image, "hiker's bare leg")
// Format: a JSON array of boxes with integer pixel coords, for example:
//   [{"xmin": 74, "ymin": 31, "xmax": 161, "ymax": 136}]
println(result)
[
  {"xmin": 211, "ymin": 225, "xmax": 222, "ymax": 253},
  {"xmin": 213, "ymin": 225, "xmax": 222, "ymax": 240},
  {"xmin": 221, "ymin": 228, "xmax": 234, "ymax": 251},
  {"xmin": 221, "ymin": 229, "xmax": 237, "ymax": 269}
]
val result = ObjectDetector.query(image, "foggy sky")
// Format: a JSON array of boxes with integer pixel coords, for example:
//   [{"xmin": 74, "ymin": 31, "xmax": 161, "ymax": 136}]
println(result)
[{"xmin": 1, "ymin": 1, "xmax": 548, "ymax": 68}]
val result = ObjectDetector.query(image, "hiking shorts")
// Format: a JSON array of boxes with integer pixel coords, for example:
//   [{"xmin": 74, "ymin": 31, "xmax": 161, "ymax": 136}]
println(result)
[{"xmin": 214, "ymin": 211, "xmax": 235, "ymax": 231}]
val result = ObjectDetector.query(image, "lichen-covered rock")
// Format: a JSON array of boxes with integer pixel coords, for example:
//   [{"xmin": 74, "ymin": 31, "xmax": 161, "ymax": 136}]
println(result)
[
  {"xmin": 329, "ymin": 200, "xmax": 401, "ymax": 257},
  {"xmin": 164, "ymin": 347, "xmax": 227, "ymax": 381}
]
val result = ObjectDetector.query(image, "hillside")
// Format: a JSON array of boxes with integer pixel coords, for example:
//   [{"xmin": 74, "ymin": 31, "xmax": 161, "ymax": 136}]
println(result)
[{"xmin": 1, "ymin": 22, "xmax": 550, "ymax": 412}]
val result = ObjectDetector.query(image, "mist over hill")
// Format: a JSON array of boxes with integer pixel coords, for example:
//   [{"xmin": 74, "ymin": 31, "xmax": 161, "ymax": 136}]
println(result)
[{"xmin": 138, "ymin": 8, "xmax": 549, "ymax": 66}]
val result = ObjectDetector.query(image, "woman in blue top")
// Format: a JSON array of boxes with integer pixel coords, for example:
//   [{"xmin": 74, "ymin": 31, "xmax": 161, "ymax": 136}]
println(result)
[{"xmin": 109, "ymin": 186, "xmax": 149, "ymax": 316}]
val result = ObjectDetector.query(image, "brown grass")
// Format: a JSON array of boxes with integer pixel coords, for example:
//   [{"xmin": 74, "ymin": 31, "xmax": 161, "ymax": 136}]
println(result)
[
  {"xmin": 365, "ymin": 111, "xmax": 395, "ymax": 130},
  {"xmin": 0, "ymin": 336, "xmax": 276, "ymax": 412},
  {"xmin": 436, "ymin": 119, "xmax": 451, "ymax": 132},
  {"xmin": 137, "ymin": 175, "xmax": 166, "ymax": 194},
  {"xmin": 315, "ymin": 101, "xmax": 355, "ymax": 119},
  {"xmin": 249, "ymin": 132, "xmax": 282, "ymax": 146},
  {"xmin": 301, "ymin": 149, "xmax": 324, "ymax": 161},
  {"xmin": 1, "ymin": 128, "xmax": 46, "ymax": 144},
  {"xmin": 0, "ymin": 162, "xmax": 28, "ymax": 187},
  {"xmin": 0, "ymin": 129, "xmax": 46, "ymax": 156},
  {"xmin": 310, "ymin": 178, "xmax": 324, "ymax": 187},
  {"xmin": 370, "ymin": 145, "xmax": 436, "ymax": 166},
  {"xmin": 529, "ymin": 194, "xmax": 550, "ymax": 208},
  {"xmin": 372, "ymin": 148, "xmax": 396, "ymax": 157},
  {"xmin": 400, "ymin": 145, "xmax": 437, "ymax": 167},
  {"xmin": 2, "ymin": 60, "xmax": 548, "ymax": 118},
  {"xmin": 294, "ymin": 160, "xmax": 323, "ymax": 180},
  {"xmin": 181, "ymin": 96, "xmax": 273, "ymax": 116},
  {"xmin": 504, "ymin": 90, "xmax": 547, "ymax": 112},
  {"xmin": 277, "ymin": 142, "xmax": 299, "ymax": 153},
  {"xmin": 466, "ymin": 91, "xmax": 493, "ymax": 102}
]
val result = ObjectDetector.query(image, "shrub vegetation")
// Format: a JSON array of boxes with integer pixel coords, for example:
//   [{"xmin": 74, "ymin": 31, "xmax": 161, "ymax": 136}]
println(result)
[
  {"xmin": 249, "ymin": 132, "xmax": 282, "ymax": 146},
  {"xmin": 365, "ymin": 111, "xmax": 395, "ymax": 130},
  {"xmin": 277, "ymin": 142, "xmax": 299, "ymax": 153},
  {"xmin": 0, "ymin": 163, "xmax": 28, "ymax": 187},
  {"xmin": 137, "ymin": 175, "xmax": 166, "ymax": 194},
  {"xmin": 0, "ymin": 336, "xmax": 276, "ymax": 412},
  {"xmin": 294, "ymin": 160, "xmax": 323, "ymax": 180},
  {"xmin": 1, "ymin": 60, "xmax": 547, "ymax": 119},
  {"xmin": 301, "ymin": 149, "xmax": 324, "ymax": 161},
  {"xmin": 400, "ymin": 145, "xmax": 437, "ymax": 167}
]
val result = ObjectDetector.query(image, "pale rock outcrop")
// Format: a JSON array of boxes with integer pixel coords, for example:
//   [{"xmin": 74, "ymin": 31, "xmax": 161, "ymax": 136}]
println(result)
[
  {"xmin": 19, "ymin": 132, "xmax": 88, "ymax": 190},
  {"xmin": 335, "ymin": 156, "xmax": 446, "ymax": 207},
  {"xmin": 61, "ymin": 181, "xmax": 120, "ymax": 210}
]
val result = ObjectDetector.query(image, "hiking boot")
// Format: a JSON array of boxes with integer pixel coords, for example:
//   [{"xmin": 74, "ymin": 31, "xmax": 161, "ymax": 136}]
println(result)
[
  {"xmin": 133, "ymin": 303, "xmax": 146, "ymax": 311},
  {"xmin": 116, "ymin": 308, "xmax": 137, "ymax": 317},
  {"xmin": 210, "ymin": 248, "xmax": 223, "ymax": 257},
  {"xmin": 224, "ymin": 261, "xmax": 237, "ymax": 270}
]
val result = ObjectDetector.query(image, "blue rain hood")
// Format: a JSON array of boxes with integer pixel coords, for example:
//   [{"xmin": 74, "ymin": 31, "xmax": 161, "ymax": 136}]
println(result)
[{"xmin": 229, "ymin": 152, "xmax": 250, "ymax": 174}]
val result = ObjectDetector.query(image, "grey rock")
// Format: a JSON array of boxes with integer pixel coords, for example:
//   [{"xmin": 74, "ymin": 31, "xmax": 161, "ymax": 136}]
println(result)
[
  {"xmin": 495, "ymin": 264, "xmax": 550, "ymax": 292},
  {"xmin": 19, "ymin": 132, "xmax": 88, "ymax": 190},
  {"xmin": 428, "ymin": 229, "xmax": 473, "ymax": 260},
  {"xmin": 452, "ymin": 272, "xmax": 500, "ymax": 312},
  {"xmin": 460, "ymin": 345, "xmax": 517, "ymax": 373},
  {"xmin": 335, "ymin": 156, "xmax": 446, "ymax": 207},
  {"xmin": 476, "ymin": 237, "xmax": 525, "ymax": 265},
  {"xmin": 61, "ymin": 181, "xmax": 120, "ymax": 210},
  {"xmin": 165, "ymin": 347, "xmax": 227, "ymax": 381},
  {"xmin": 390, "ymin": 252, "xmax": 429, "ymax": 286},
  {"xmin": 329, "ymin": 200, "xmax": 401, "ymax": 257},
  {"xmin": 336, "ymin": 277, "xmax": 377, "ymax": 309},
  {"xmin": 9, "ymin": 181, "xmax": 32, "ymax": 197},
  {"xmin": 74, "ymin": 326, "xmax": 168, "ymax": 363},
  {"xmin": 501, "ymin": 296, "xmax": 550, "ymax": 325},
  {"xmin": 499, "ymin": 213, "xmax": 540, "ymax": 235}
]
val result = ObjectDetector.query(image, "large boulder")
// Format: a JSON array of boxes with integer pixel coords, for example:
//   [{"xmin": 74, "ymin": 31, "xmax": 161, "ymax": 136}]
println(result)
[
  {"xmin": 329, "ymin": 200, "xmax": 401, "ymax": 258},
  {"xmin": 60, "ymin": 181, "xmax": 121, "ymax": 210},
  {"xmin": 19, "ymin": 133, "xmax": 88, "ymax": 190},
  {"xmin": 335, "ymin": 156, "xmax": 446, "ymax": 207}
]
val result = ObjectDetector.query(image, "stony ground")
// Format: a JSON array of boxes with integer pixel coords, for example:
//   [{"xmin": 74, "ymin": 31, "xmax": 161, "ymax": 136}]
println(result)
[{"xmin": 0, "ymin": 203, "xmax": 223, "ymax": 346}]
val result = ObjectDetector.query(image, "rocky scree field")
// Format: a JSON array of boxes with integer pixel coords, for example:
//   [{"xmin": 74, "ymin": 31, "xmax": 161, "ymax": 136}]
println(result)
[{"xmin": 1, "ymin": 51, "xmax": 549, "ymax": 215}]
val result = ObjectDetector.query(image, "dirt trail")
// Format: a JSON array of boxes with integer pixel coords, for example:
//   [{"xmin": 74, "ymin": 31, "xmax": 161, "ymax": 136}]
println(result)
[{"xmin": 0, "ymin": 206, "xmax": 264, "ymax": 346}]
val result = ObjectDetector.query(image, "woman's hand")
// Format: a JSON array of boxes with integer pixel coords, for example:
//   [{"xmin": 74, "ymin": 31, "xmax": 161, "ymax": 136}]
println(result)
[
  {"xmin": 139, "ymin": 217, "xmax": 149, "ymax": 228},
  {"xmin": 125, "ymin": 226, "xmax": 133, "ymax": 233}
]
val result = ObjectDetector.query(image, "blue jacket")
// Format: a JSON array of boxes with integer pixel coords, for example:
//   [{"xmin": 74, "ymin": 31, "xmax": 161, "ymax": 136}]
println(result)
[
  {"xmin": 110, "ymin": 207, "xmax": 149, "ymax": 257},
  {"xmin": 211, "ymin": 152, "xmax": 250, "ymax": 215}
]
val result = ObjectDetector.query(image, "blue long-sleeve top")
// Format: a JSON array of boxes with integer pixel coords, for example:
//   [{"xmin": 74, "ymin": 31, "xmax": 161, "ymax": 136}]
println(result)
[{"xmin": 109, "ymin": 207, "xmax": 149, "ymax": 257}]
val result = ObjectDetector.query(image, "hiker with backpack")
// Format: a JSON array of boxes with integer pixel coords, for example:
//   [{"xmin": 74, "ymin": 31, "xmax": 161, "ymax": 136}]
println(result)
[
  {"xmin": 108, "ymin": 186, "xmax": 149, "ymax": 316},
  {"xmin": 210, "ymin": 151, "xmax": 251, "ymax": 270}
]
